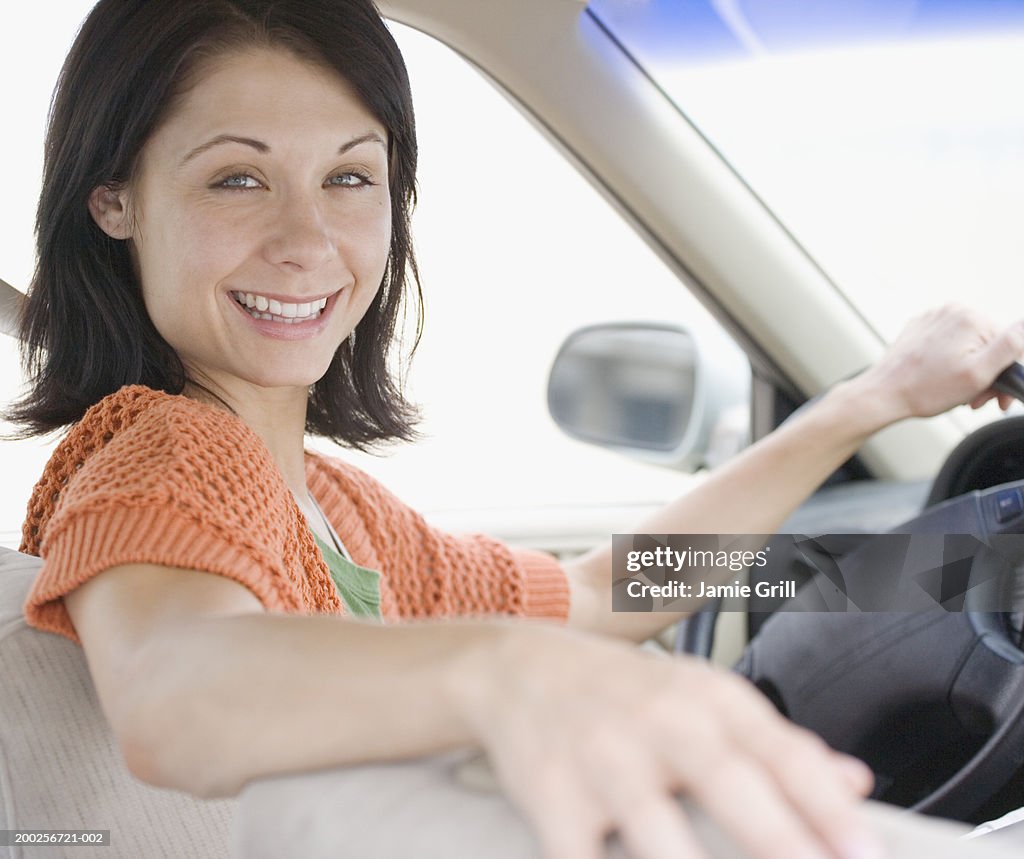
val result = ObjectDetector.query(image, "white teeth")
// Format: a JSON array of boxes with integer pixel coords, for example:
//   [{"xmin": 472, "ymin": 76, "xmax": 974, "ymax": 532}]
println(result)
[{"xmin": 233, "ymin": 290, "xmax": 331, "ymax": 323}]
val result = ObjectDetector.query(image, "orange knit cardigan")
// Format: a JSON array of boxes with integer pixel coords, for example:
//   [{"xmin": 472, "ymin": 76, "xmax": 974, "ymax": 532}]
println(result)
[{"xmin": 21, "ymin": 386, "xmax": 570, "ymax": 642}]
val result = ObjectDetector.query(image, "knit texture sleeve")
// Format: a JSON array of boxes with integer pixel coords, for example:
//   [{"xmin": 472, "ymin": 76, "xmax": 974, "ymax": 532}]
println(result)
[
  {"xmin": 306, "ymin": 453, "xmax": 571, "ymax": 623},
  {"xmin": 21, "ymin": 387, "xmax": 341, "ymax": 644}
]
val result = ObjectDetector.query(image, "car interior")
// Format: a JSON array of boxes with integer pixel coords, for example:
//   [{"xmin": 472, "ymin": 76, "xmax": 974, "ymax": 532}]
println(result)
[{"xmin": 4, "ymin": 0, "xmax": 1024, "ymax": 855}]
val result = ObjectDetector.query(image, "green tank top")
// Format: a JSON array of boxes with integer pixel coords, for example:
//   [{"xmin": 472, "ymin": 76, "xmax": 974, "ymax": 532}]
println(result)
[{"xmin": 313, "ymin": 533, "xmax": 383, "ymax": 621}]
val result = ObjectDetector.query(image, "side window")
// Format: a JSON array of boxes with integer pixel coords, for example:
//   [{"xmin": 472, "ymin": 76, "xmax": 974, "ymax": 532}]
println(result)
[
  {"xmin": 0, "ymin": 11, "xmax": 748, "ymax": 548},
  {"xmin": 321, "ymin": 25, "xmax": 749, "ymax": 532}
]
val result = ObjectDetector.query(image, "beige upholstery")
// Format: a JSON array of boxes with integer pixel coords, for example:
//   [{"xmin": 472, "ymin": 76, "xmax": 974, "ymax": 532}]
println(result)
[
  {"xmin": 5, "ymin": 552, "xmax": 1010, "ymax": 859},
  {"xmin": 0, "ymin": 547, "xmax": 235, "ymax": 858},
  {"xmin": 236, "ymin": 751, "xmax": 1019, "ymax": 858},
  {"xmin": 3, "ymin": 538, "xmax": 1012, "ymax": 859}
]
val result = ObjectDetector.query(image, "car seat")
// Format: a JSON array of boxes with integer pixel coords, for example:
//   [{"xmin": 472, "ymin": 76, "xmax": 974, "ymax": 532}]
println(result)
[{"xmin": 0, "ymin": 277, "xmax": 235, "ymax": 858}]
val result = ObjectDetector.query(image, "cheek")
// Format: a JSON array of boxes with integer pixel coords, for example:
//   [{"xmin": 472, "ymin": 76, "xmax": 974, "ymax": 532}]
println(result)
[
  {"xmin": 342, "ymin": 198, "xmax": 393, "ymax": 292},
  {"xmin": 132, "ymin": 221, "xmax": 232, "ymax": 348},
  {"xmin": 137, "ymin": 208, "xmax": 245, "ymax": 298}
]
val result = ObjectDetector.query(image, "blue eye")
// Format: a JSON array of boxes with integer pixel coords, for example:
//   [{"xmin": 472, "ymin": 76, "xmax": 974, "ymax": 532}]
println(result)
[
  {"xmin": 327, "ymin": 171, "xmax": 373, "ymax": 188},
  {"xmin": 218, "ymin": 174, "xmax": 262, "ymax": 190}
]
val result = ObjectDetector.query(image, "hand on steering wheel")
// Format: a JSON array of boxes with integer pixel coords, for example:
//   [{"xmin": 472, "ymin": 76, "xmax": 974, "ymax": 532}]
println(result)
[{"xmin": 855, "ymin": 305, "xmax": 1024, "ymax": 421}]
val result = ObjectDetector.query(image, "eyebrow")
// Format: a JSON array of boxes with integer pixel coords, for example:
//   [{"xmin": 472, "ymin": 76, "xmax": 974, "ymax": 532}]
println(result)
[{"xmin": 180, "ymin": 131, "xmax": 387, "ymax": 165}]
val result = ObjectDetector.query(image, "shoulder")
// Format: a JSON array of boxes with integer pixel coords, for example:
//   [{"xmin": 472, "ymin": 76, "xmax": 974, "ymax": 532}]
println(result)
[
  {"xmin": 76, "ymin": 384, "xmax": 253, "ymax": 444},
  {"xmin": 304, "ymin": 450, "xmax": 424, "ymax": 553},
  {"xmin": 305, "ymin": 451, "xmax": 382, "ymax": 495},
  {"xmin": 23, "ymin": 386, "xmax": 279, "ymax": 553},
  {"xmin": 39, "ymin": 384, "xmax": 267, "ymax": 494},
  {"xmin": 305, "ymin": 451, "xmax": 411, "ymax": 516},
  {"xmin": 42, "ymin": 384, "xmax": 248, "ymax": 467}
]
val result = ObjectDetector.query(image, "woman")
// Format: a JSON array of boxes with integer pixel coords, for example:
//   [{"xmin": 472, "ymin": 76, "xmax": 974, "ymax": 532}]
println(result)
[{"xmin": 11, "ymin": 1, "xmax": 1023, "ymax": 858}]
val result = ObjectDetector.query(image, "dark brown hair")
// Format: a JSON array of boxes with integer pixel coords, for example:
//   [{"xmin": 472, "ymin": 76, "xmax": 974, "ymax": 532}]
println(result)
[{"xmin": 9, "ymin": 0, "xmax": 421, "ymax": 448}]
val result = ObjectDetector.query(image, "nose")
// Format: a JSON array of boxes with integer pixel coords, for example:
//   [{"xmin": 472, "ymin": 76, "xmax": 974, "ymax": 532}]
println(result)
[{"xmin": 262, "ymin": 191, "xmax": 337, "ymax": 271}]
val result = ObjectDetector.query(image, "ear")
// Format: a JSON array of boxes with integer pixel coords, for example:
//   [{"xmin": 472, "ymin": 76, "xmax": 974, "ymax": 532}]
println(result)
[{"xmin": 88, "ymin": 184, "xmax": 133, "ymax": 240}]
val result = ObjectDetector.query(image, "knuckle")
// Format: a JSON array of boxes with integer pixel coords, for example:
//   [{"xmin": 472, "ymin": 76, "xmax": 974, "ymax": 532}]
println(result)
[
  {"xmin": 608, "ymin": 783, "xmax": 663, "ymax": 821},
  {"xmin": 770, "ymin": 729, "xmax": 831, "ymax": 772},
  {"xmin": 635, "ymin": 684, "xmax": 687, "ymax": 729},
  {"xmin": 963, "ymin": 363, "xmax": 990, "ymax": 389},
  {"xmin": 1005, "ymin": 325, "xmax": 1024, "ymax": 355},
  {"xmin": 530, "ymin": 755, "xmax": 574, "ymax": 802},
  {"xmin": 575, "ymin": 725, "xmax": 650, "ymax": 788},
  {"xmin": 699, "ymin": 756, "xmax": 762, "ymax": 804},
  {"xmin": 617, "ymin": 798, "xmax": 694, "ymax": 854},
  {"xmin": 946, "ymin": 303, "xmax": 989, "ymax": 335},
  {"xmin": 688, "ymin": 717, "xmax": 731, "ymax": 758},
  {"xmin": 526, "ymin": 762, "xmax": 606, "ymax": 842},
  {"xmin": 667, "ymin": 722, "xmax": 734, "ymax": 786},
  {"xmin": 944, "ymin": 301, "xmax": 970, "ymax": 320},
  {"xmin": 955, "ymin": 361, "xmax": 982, "ymax": 384},
  {"xmin": 579, "ymin": 721, "xmax": 630, "ymax": 762},
  {"xmin": 776, "ymin": 719, "xmax": 828, "ymax": 750},
  {"xmin": 706, "ymin": 670, "xmax": 765, "ymax": 712}
]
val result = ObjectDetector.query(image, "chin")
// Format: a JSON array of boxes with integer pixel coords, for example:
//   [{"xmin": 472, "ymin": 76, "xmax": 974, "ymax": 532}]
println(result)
[
  {"xmin": 252, "ymin": 365, "xmax": 335, "ymax": 392},
  {"xmin": 249, "ymin": 375, "xmax": 326, "ymax": 392}
]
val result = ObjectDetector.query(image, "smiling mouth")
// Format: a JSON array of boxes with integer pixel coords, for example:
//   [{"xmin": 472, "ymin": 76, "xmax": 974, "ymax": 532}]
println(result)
[{"xmin": 231, "ymin": 290, "xmax": 331, "ymax": 324}]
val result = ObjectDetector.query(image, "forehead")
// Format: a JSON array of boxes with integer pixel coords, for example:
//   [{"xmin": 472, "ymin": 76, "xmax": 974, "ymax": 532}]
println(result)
[{"xmin": 151, "ymin": 46, "xmax": 386, "ymax": 155}]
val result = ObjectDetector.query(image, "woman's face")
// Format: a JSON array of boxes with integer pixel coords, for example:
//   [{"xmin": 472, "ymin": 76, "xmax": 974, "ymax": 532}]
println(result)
[{"xmin": 92, "ymin": 47, "xmax": 392, "ymax": 401}]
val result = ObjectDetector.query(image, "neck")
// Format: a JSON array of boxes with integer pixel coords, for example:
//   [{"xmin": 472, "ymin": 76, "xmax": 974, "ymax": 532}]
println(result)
[{"xmin": 184, "ymin": 378, "xmax": 311, "ymax": 498}]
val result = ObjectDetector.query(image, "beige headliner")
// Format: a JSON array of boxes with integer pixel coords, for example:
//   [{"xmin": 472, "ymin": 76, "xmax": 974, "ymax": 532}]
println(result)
[{"xmin": 379, "ymin": 0, "xmax": 965, "ymax": 479}]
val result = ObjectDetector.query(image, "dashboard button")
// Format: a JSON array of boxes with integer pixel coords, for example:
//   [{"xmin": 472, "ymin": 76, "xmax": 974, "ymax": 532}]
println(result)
[{"xmin": 995, "ymin": 488, "xmax": 1024, "ymax": 523}]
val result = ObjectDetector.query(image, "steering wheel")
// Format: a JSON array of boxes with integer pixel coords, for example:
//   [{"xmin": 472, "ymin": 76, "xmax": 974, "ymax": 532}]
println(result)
[
  {"xmin": 675, "ymin": 364, "xmax": 1024, "ymax": 660},
  {"xmin": 684, "ymin": 363, "xmax": 1024, "ymax": 821},
  {"xmin": 736, "ymin": 475, "xmax": 1024, "ymax": 820}
]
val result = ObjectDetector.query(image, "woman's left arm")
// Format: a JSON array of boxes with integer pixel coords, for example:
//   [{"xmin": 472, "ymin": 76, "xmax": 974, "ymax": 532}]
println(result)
[{"xmin": 565, "ymin": 304, "xmax": 1024, "ymax": 641}]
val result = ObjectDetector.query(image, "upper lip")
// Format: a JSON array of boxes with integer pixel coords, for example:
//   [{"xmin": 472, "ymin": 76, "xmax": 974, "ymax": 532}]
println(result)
[{"xmin": 229, "ymin": 288, "xmax": 340, "ymax": 303}]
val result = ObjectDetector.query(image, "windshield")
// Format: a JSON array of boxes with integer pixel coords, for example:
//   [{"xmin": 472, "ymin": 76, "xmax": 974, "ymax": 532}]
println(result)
[{"xmin": 587, "ymin": 0, "xmax": 1024, "ymax": 341}]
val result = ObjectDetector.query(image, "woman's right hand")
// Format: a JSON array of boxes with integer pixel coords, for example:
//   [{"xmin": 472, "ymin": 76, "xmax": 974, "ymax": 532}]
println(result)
[{"xmin": 456, "ymin": 624, "xmax": 879, "ymax": 859}]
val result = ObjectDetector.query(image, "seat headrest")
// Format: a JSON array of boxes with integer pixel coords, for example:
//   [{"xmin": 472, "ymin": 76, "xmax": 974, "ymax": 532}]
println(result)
[{"xmin": 1, "ymin": 278, "xmax": 25, "ymax": 339}]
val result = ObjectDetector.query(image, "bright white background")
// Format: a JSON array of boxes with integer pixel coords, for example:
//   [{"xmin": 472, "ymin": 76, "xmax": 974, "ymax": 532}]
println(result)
[
  {"xmin": 0, "ymin": 2, "xmax": 729, "ymax": 546},
  {"xmin": 662, "ymin": 35, "xmax": 1024, "ymax": 340}
]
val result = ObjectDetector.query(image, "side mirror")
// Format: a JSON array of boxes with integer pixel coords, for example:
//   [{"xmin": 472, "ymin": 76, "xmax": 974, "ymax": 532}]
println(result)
[{"xmin": 546, "ymin": 323, "xmax": 750, "ymax": 471}]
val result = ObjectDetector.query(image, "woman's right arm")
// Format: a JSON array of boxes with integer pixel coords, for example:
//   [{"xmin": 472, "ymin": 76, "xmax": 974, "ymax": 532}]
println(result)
[
  {"xmin": 66, "ymin": 564, "xmax": 879, "ymax": 859},
  {"xmin": 64, "ymin": 562, "xmax": 491, "ymax": 793}
]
